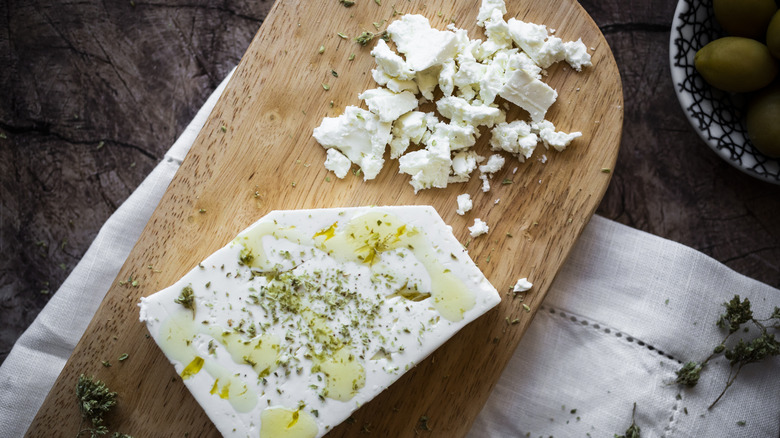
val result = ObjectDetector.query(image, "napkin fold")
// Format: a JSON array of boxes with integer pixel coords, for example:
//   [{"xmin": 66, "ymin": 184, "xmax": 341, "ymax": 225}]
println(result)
[{"xmin": 1, "ymin": 69, "xmax": 777, "ymax": 438}]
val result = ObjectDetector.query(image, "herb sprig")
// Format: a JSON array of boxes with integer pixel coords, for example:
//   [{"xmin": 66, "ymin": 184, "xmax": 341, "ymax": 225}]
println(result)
[
  {"xmin": 675, "ymin": 295, "xmax": 780, "ymax": 409},
  {"xmin": 75, "ymin": 374, "xmax": 133, "ymax": 438},
  {"xmin": 614, "ymin": 403, "xmax": 640, "ymax": 438}
]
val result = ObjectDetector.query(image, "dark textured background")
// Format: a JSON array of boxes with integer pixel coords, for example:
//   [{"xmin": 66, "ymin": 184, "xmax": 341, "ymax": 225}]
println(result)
[{"xmin": 1, "ymin": 0, "xmax": 778, "ymax": 366}]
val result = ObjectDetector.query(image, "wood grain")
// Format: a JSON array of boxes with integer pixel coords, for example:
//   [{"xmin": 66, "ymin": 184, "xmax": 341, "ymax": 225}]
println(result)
[{"xmin": 25, "ymin": 0, "xmax": 621, "ymax": 436}]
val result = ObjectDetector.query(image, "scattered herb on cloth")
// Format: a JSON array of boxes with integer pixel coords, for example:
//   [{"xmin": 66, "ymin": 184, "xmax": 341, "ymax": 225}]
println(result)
[{"xmin": 675, "ymin": 295, "xmax": 780, "ymax": 409}]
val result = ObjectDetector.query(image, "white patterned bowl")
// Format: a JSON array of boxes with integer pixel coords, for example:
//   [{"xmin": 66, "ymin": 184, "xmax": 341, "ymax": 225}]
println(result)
[{"xmin": 670, "ymin": 0, "xmax": 780, "ymax": 185}]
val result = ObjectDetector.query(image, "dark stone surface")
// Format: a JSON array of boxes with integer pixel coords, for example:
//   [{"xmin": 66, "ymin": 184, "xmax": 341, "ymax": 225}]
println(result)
[{"xmin": 1, "ymin": 0, "xmax": 778, "ymax": 366}]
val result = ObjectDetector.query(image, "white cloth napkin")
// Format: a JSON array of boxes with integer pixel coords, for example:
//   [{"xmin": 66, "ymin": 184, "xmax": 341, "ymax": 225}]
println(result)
[{"xmin": 2, "ymin": 69, "xmax": 778, "ymax": 438}]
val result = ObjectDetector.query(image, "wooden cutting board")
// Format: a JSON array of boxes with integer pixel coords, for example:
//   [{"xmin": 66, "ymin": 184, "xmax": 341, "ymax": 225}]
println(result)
[{"xmin": 27, "ymin": 0, "xmax": 622, "ymax": 436}]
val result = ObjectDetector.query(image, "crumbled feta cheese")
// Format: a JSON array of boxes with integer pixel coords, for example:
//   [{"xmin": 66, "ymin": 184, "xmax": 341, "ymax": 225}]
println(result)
[
  {"xmin": 534, "ymin": 36, "xmax": 568, "ymax": 69},
  {"xmin": 482, "ymin": 7, "xmax": 513, "ymax": 54},
  {"xmin": 414, "ymin": 66, "xmax": 441, "ymax": 101},
  {"xmin": 456, "ymin": 193, "xmax": 473, "ymax": 215},
  {"xmin": 314, "ymin": 0, "xmax": 592, "ymax": 192},
  {"xmin": 452, "ymin": 57, "xmax": 487, "ymax": 93},
  {"xmin": 477, "ymin": 0, "xmax": 507, "ymax": 27},
  {"xmin": 490, "ymin": 120, "xmax": 538, "ymax": 161},
  {"xmin": 438, "ymin": 58, "xmax": 457, "ymax": 97},
  {"xmin": 512, "ymin": 277, "xmax": 533, "ymax": 293},
  {"xmin": 372, "ymin": 66, "xmax": 419, "ymax": 94},
  {"xmin": 469, "ymin": 218, "xmax": 489, "ymax": 237},
  {"xmin": 398, "ymin": 139, "xmax": 451, "ymax": 193},
  {"xmin": 499, "ymin": 67, "xmax": 557, "ymax": 123},
  {"xmin": 388, "ymin": 15, "xmax": 459, "ymax": 71},
  {"xmin": 456, "ymin": 84, "xmax": 479, "ymax": 102},
  {"xmin": 508, "ymin": 17, "xmax": 593, "ymax": 70},
  {"xmin": 436, "ymin": 96, "xmax": 502, "ymax": 128},
  {"xmin": 313, "ymin": 106, "xmax": 391, "ymax": 180},
  {"xmin": 324, "ymin": 148, "xmax": 351, "ymax": 178},
  {"xmin": 359, "ymin": 88, "xmax": 418, "ymax": 123},
  {"xmin": 507, "ymin": 18, "xmax": 549, "ymax": 63},
  {"xmin": 532, "ymin": 120, "xmax": 582, "ymax": 151},
  {"xmin": 389, "ymin": 111, "xmax": 434, "ymax": 159},
  {"xmin": 480, "ymin": 174, "xmax": 491, "ymax": 192},
  {"xmin": 479, "ymin": 51, "xmax": 513, "ymax": 104},
  {"xmin": 563, "ymin": 39, "xmax": 592, "ymax": 71},
  {"xmin": 450, "ymin": 150, "xmax": 484, "ymax": 183},
  {"xmin": 427, "ymin": 121, "xmax": 477, "ymax": 151},
  {"xmin": 370, "ymin": 39, "xmax": 415, "ymax": 80},
  {"xmin": 478, "ymin": 154, "xmax": 506, "ymax": 174}
]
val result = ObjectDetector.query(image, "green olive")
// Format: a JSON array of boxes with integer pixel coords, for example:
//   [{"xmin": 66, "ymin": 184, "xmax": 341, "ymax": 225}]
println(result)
[
  {"xmin": 746, "ymin": 83, "xmax": 780, "ymax": 158},
  {"xmin": 695, "ymin": 37, "xmax": 778, "ymax": 92},
  {"xmin": 714, "ymin": 0, "xmax": 777, "ymax": 39},
  {"xmin": 768, "ymin": 11, "xmax": 780, "ymax": 58}
]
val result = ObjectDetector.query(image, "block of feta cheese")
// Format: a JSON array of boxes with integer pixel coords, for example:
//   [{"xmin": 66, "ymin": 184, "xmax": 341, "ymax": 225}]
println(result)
[{"xmin": 139, "ymin": 206, "xmax": 501, "ymax": 438}]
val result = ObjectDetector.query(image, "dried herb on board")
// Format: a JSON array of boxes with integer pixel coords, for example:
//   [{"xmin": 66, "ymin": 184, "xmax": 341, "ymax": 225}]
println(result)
[
  {"xmin": 417, "ymin": 414, "xmax": 432, "ymax": 431},
  {"xmin": 75, "ymin": 374, "xmax": 133, "ymax": 438},
  {"xmin": 354, "ymin": 30, "xmax": 390, "ymax": 46},
  {"xmin": 674, "ymin": 295, "xmax": 779, "ymax": 409}
]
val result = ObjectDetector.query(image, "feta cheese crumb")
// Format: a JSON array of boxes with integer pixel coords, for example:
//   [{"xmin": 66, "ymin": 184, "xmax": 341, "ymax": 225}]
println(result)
[
  {"xmin": 372, "ymin": 66, "xmax": 419, "ymax": 94},
  {"xmin": 370, "ymin": 39, "xmax": 415, "ymax": 80},
  {"xmin": 469, "ymin": 218, "xmax": 489, "ymax": 237},
  {"xmin": 312, "ymin": 106, "xmax": 391, "ymax": 180},
  {"xmin": 532, "ymin": 120, "xmax": 582, "ymax": 151},
  {"xmin": 563, "ymin": 39, "xmax": 592, "ymax": 72},
  {"xmin": 478, "ymin": 154, "xmax": 506, "ymax": 174},
  {"xmin": 398, "ymin": 140, "xmax": 451, "ymax": 193},
  {"xmin": 477, "ymin": 0, "xmax": 507, "ymax": 27},
  {"xmin": 507, "ymin": 18, "xmax": 548, "ymax": 62},
  {"xmin": 324, "ymin": 148, "xmax": 351, "ymax": 178},
  {"xmin": 427, "ymin": 121, "xmax": 477, "ymax": 151},
  {"xmin": 480, "ymin": 174, "xmax": 491, "ymax": 192},
  {"xmin": 387, "ymin": 14, "xmax": 459, "ymax": 71},
  {"xmin": 513, "ymin": 277, "xmax": 533, "ymax": 293},
  {"xmin": 456, "ymin": 193, "xmax": 473, "ymax": 215},
  {"xmin": 490, "ymin": 120, "xmax": 538, "ymax": 161},
  {"xmin": 414, "ymin": 66, "xmax": 441, "ymax": 101},
  {"xmin": 389, "ymin": 111, "xmax": 434, "ymax": 159},
  {"xmin": 436, "ymin": 96, "xmax": 502, "ymax": 128},
  {"xmin": 438, "ymin": 58, "xmax": 457, "ymax": 97},
  {"xmin": 359, "ymin": 88, "xmax": 418, "ymax": 123},
  {"xmin": 450, "ymin": 150, "xmax": 484, "ymax": 183},
  {"xmin": 499, "ymin": 67, "xmax": 558, "ymax": 123}
]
